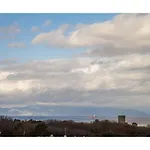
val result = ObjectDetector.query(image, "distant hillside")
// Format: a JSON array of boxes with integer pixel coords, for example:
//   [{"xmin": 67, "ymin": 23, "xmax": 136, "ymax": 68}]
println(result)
[{"xmin": 0, "ymin": 105, "xmax": 149, "ymax": 117}]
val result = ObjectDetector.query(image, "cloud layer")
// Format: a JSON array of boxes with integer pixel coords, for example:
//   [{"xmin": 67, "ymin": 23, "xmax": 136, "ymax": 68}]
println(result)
[
  {"xmin": 2, "ymin": 14, "xmax": 150, "ymax": 116},
  {"xmin": 1, "ymin": 53, "xmax": 150, "ymax": 113}
]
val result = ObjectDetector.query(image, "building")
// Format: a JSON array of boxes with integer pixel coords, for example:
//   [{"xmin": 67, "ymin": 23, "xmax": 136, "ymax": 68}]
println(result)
[{"xmin": 118, "ymin": 115, "xmax": 126, "ymax": 124}]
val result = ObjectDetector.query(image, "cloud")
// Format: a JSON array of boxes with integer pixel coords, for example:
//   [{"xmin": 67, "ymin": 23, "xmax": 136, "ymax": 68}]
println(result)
[
  {"xmin": 0, "ymin": 22, "xmax": 20, "ymax": 40},
  {"xmin": 2, "ymin": 14, "xmax": 150, "ymax": 115},
  {"xmin": 43, "ymin": 20, "xmax": 51, "ymax": 27},
  {"xmin": 32, "ymin": 14, "xmax": 150, "ymax": 55},
  {"xmin": 31, "ymin": 26, "xmax": 40, "ymax": 32},
  {"xmin": 8, "ymin": 42, "xmax": 26, "ymax": 48},
  {"xmin": 1, "ymin": 53, "xmax": 150, "ymax": 111},
  {"xmin": 8, "ymin": 108, "xmax": 33, "ymax": 116},
  {"xmin": 31, "ymin": 20, "xmax": 51, "ymax": 33},
  {"xmin": 2, "ymin": 54, "xmax": 150, "ymax": 92},
  {"xmin": 0, "ymin": 59, "xmax": 18, "ymax": 65}
]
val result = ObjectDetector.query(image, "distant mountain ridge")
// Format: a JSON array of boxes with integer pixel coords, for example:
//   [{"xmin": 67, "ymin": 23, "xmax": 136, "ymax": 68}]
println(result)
[{"xmin": 0, "ymin": 105, "xmax": 149, "ymax": 117}]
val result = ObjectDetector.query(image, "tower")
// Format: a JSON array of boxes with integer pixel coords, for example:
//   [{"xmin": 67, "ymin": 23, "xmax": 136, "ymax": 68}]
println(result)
[{"xmin": 118, "ymin": 115, "xmax": 126, "ymax": 124}]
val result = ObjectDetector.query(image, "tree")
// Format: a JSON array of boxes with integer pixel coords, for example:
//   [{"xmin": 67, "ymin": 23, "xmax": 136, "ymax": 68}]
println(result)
[
  {"xmin": 94, "ymin": 119, "xmax": 99, "ymax": 123},
  {"xmin": 147, "ymin": 124, "xmax": 150, "ymax": 128},
  {"xmin": 34, "ymin": 122, "xmax": 47, "ymax": 136},
  {"xmin": 0, "ymin": 116, "xmax": 14, "ymax": 136}
]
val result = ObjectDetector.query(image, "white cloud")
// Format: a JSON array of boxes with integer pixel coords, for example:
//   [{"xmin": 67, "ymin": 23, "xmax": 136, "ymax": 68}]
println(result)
[
  {"xmin": 32, "ymin": 14, "xmax": 150, "ymax": 55},
  {"xmin": 8, "ymin": 42, "xmax": 26, "ymax": 48},
  {"xmin": 8, "ymin": 109, "xmax": 33, "ymax": 116},
  {"xmin": 1, "ymin": 54, "xmax": 149, "ymax": 92},
  {"xmin": 31, "ymin": 26, "xmax": 40, "ymax": 32},
  {"xmin": 43, "ymin": 20, "xmax": 51, "ymax": 27},
  {"xmin": 1, "ymin": 14, "xmax": 150, "ymax": 115},
  {"xmin": 1, "ymin": 53, "xmax": 150, "ymax": 110}
]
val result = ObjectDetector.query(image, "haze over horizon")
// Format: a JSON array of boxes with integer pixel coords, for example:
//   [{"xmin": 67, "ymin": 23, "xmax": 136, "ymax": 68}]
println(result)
[{"xmin": 1, "ymin": 13, "xmax": 150, "ymax": 116}]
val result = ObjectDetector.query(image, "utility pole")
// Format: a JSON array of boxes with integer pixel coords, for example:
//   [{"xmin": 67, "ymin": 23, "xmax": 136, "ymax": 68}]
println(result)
[
  {"xmin": 23, "ymin": 130, "xmax": 26, "ymax": 136},
  {"xmin": 64, "ymin": 128, "xmax": 67, "ymax": 137},
  {"xmin": 41, "ymin": 132, "xmax": 43, "ymax": 137}
]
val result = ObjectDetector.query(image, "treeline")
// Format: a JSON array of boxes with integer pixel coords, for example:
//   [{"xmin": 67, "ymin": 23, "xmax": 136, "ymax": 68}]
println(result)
[{"xmin": 0, "ymin": 116, "xmax": 150, "ymax": 137}]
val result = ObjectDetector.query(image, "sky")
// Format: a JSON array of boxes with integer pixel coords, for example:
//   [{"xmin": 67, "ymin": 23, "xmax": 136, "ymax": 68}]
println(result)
[{"xmin": 1, "ymin": 13, "xmax": 150, "ymax": 116}]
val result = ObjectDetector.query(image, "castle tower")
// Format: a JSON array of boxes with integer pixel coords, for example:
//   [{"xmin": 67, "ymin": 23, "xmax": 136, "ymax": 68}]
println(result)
[{"xmin": 118, "ymin": 115, "xmax": 126, "ymax": 124}]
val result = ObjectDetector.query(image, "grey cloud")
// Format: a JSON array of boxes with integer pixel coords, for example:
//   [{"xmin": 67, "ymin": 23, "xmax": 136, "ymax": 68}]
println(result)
[
  {"xmin": 0, "ymin": 23, "xmax": 20, "ymax": 40},
  {"xmin": 0, "ymin": 59, "xmax": 18, "ymax": 65},
  {"xmin": 1, "ymin": 53, "xmax": 150, "ymax": 112},
  {"xmin": 0, "ymin": 88, "xmax": 149, "ymax": 109},
  {"xmin": 8, "ymin": 42, "xmax": 26, "ymax": 48},
  {"xmin": 82, "ymin": 45, "xmax": 150, "ymax": 57}
]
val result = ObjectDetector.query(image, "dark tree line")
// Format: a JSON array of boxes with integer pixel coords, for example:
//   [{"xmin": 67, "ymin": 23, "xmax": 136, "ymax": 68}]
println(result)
[{"xmin": 0, "ymin": 116, "xmax": 150, "ymax": 137}]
